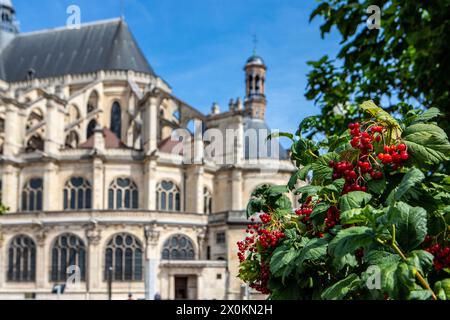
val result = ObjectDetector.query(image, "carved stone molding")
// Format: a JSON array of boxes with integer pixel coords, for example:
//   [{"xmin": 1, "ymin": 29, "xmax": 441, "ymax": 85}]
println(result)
[
  {"xmin": 85, "ymin": 220, "xmax": 102, "ymax": 246},
  {"xmin": 144, "ymin": 223, "xmax": 160, "ymax": 247},
  {"xmin": 32, "ymin": 223, "xmax": 50, "ymax": 247}
]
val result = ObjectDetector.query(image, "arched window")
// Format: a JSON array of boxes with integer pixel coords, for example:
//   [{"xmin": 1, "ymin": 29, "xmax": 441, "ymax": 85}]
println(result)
[
  {"xmin": 65, "ymin": 131, "xmax": 79, "ymax": 149},
  {"xmin": 110, "ymin": 102, "xmax": 122, "ymax": 139},
  {"xmin": 105, "ymin": 233, "xmax": 143, "ymax": 281},
  {"xmin": 204, "ymin": 187, "xmax": 212, "ymax": 214},
  {"xmin": 161, "ymin": 234, "xmax": 195, "ymax": 261},
  {"xmin": 255, "ymin": 75, "xmax": 261, "ymax": 94},
  {"xmin": 86, "ymin": 120, "xmax": 97, "ymax": 139},
  {"xmin": 64, "ymin": 177, "xmax": 92, "ymax": 210},
  {"xmin": 87, "ymin": 91, "xmax": 99, "ymax": 114},
  {"xmin": 7, "ymin": 235, "xmax": 36, "ymax": 282},
  {"xmin": 51, "ymin": 234, "xmax": 86, "ymax": 282},
  {"xmin": 156, "ymin": 181, "xmax": 181, "ymax": 212},
  {"xmin": 26, "ymin": 134, "xmax": 44, "ymax": 152},
  {"xmin": 108, "ymin": 178, "xmax": 139, "ymax": 210},
  {"xmin": 66, "ymin": 105, "xmax": 80, "ymax": 125},
  {"xmin": 22, "ymin": 178, "xmax": 43, "ymax": 212}
]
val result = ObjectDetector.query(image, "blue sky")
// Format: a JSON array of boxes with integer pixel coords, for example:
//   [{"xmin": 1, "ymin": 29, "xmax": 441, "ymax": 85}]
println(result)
[{"xmin": 13, "ymin": 0, "xmax": 341, "ymax": 136}]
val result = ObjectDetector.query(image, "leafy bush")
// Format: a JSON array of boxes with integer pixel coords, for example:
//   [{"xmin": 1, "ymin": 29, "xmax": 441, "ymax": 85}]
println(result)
[{"xmin": 238, "ymin": 101, "xmax": 450, "ymax": 300}]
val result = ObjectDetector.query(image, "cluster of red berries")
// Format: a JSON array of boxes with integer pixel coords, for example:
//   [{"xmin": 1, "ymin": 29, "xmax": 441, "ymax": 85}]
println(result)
[
  {"xmin": 424, "ymin": 238, "xmax": 450, "ymax": 271},
  {"xmin": 377, "ymin": 144, "xmax": 409, "ymax": 171},
  {"xmin": 249, "ymin": 264, "xmax": 271, "ymax": 295},
  {"xmin": 295, "ymin": 205, "xmax": 313, "ymax": 221},
  {"xmin": 349, "ymin": 123, "xmax": 376, "ymax": 152},
  {"xmin": 325, "ymin": 206, "xmax": 340, "ymax": 231},
  {"xmin": 237, "ymin": 215, "xmax": 285, "ymax": 263},
  {"xmin": 329, "ymin": 160, "xmax": 370, "ymax": 194}
]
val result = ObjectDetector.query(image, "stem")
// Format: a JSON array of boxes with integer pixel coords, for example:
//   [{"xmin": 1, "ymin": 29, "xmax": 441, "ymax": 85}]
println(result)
[
  {"xmin": 377, "ymin": 234, "xmax": 438, "ymax": 300},
  {"xmin": 308, "ymin": 149, "xmax": 319, "ymax": 159}
]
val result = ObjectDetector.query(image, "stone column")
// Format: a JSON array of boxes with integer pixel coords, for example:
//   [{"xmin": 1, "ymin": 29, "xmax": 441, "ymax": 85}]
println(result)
[
  {"xmin": 35, "ymin": 227, "xmax": 48, "ymax": 289},
  {"xmin": 1, "ymin": 164, "xmax": 20, "ymax": 213},
  {"xmin": 45, "ymin": 100, "xmax": 64, "ymax": 157},
  {"xmin": 86, "ymin": 223, "xmax": 102, "ymax": 299},
  {"xmin": 143, "ymin": 159, "xmax": 157, "ymax": 210},
  {"xmin": 143, "ymin": 96, "xmax": 159, "ymax": 156},
  {"xmin": 92, "ymin": 158, "xmax": 104, "ymax": 210},
  {"xmin": 0, "ymin": 228, "xmax": 5, "ymax": 289},
  {"xmin": 3, "ymin": 103, "xmax": 23, "ymax": 157},
  {"xmin": 231, "ymin": 169, "xmax": 243, "ymax": 211},
  {"xmin": 43, "ymin": 162, "xmax": 59, "ymax": 211},
  {"xmin": 144, "ymin": 224, "xmax": 160, "ymax": 300},
  {"xmin": 235, "ymin": 116, "xmax": 244, "ymax": 165},
  {"xmin": 197, "ymin": 228, "xmax": 207, "ymax": 260},
  {"xmin": 197, "ymin": 273, "xmax": 203, "ymax": 300},
  {"xmin": 185, "ymin": 165, "xmax": 204, "ymax": 214}
]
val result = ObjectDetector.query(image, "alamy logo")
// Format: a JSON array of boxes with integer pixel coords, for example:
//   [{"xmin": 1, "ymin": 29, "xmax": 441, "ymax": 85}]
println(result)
[
  {"xmin": 366, "ymin": 265, "xmax": 381, "ymax": 290},
  {"xmin": 66, "ymin": 5, "xmax": 81, "ymax": 30},
  {"xmin": 367, "ymin": 5, "xmax": 381, "ymax": 30},
  {"xmin": 66, "ymin": 265, "xmax": 82, "ymax": 290}
]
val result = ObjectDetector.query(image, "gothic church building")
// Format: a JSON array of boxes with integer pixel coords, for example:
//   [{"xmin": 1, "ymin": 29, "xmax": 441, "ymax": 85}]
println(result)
[{"xmin": 0, "ymin": 1, "xmax": 296, "ymax": 300}]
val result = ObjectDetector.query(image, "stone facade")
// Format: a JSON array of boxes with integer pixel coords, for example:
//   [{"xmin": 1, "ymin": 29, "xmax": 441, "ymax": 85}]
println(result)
[{"xmin": 0, "ymin": 3, "xmax": 301, "ymax": 300}]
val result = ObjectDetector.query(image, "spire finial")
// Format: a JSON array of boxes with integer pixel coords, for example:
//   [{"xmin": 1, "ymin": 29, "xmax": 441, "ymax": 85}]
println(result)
[
  {"xmin": 120, "ymin": 0, "xmax": 125, "ymax": 20},
  {"xmin": 252, "ymin": 34, "xmax": 258, "ymax": 56}
]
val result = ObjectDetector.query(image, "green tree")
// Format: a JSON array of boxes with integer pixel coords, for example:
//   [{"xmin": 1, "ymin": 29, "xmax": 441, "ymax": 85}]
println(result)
[{"xmin": 304, "ymin": 0, "xmax": 450, "ymax": 138}]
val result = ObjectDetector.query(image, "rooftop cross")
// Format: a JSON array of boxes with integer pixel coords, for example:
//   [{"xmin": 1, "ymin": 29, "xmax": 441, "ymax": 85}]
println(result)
[{"xmin": 252, "ymin": 34, "xmax": 258, "ymax": 56}]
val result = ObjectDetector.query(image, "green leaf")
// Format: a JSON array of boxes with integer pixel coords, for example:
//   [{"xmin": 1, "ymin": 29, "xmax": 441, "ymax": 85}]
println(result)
[
  {"xmin": 267, "ymin": 132, "xmax": 294, "ymax": 141},
  {"xmin": 407, "ymin": 250, "xmax": 434, "ymax": 274},
  {"xmin": 395, "ymin": 168, "xmax": 425, "ymax": 201},
  {"xmin": 295, "ymin": 185, "xmax": 322, "ymax": 196},
  {"xmin": 329, "ymin": 227, "xmax": 374, "ymax": 258},
  {"xmin": 321, "ymin": 274, "xmax": 360, "ymax": 300},
  {"xmin": 270, "ymin": 246, "xmax": 299, "ymax": 277},
  {"xmin": 296, "ymin": 238, "xmax": 328, "ymax": 273},
  {"xmin": 310, "ymin": 202, "xmax": 330, "ymax": 225},
  {"xmin": 364, "ymin": 250, "xmax": 400, "ymax": 265},
  {"xmin": 409, "ymin": 290, "xmax": 433, "ymax": 300},
  {"xmin": 434, "ymin": 279, "xmax": 450, "ymax": 300},
  {"xmin": 360, "ymin": 101, "xmax": 400, "ymax": 129},
  {"xmin": 368, "ymin": 178, "xmax": 386, "ymax": 195},
  {"xmin": 412, "ymin": 107, "xmax": 441, "ymax": 124},
  {"xmin": 339, "ymin": 191, "xmax": 372, "ymax": 212},
  {"xmin": 298, "ymin": 165, "xmax": 312, "ymax": 180},
  {"xmin": 340, "ymin": 208, "xmax": 367, "ymax": 225},
  {"xmin": 246, "ymin": 198, "xmax": 263, "ymax": 218},
  {"xmin": 402, "ymin": 123, "xmax": 450, "ymax": 165},
  {"xmin": 388, "ymin": 202, "xmax": 428, "ymax": 251}
]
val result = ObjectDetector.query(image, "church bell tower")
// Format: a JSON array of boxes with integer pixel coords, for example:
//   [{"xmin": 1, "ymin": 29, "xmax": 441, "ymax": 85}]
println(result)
[
  {"xmin": 0, "ymin": 0, "xmax": 19, "ymax": 51},
  {"xmin": 244, "ymin": 51, "xmax": 267, "ymax": 120}
]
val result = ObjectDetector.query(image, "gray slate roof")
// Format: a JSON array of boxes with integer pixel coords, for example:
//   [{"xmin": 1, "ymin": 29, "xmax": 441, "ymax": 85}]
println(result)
[
  {"xmin": 0, "ymin": 18, "xmax": 155, "ymax": 82},
  {"xmin": 244, "ymin": 118, "xmax": 289, "ymax": 160}
]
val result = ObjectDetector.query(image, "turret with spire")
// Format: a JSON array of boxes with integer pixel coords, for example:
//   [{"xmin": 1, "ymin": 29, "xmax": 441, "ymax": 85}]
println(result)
[
  {"xmin": 244, "ymin": 37, "xmax": 267, "ymax": 120},
  {"xmin": 0, "ymin": 0, "xmax": 19, "ymax": 51}
]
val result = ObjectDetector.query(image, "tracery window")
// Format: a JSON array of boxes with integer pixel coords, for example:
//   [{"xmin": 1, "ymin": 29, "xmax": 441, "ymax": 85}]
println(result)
[
  {"xmin": 63, "ymin": 177, "xmax": 92, "ymax": 210},
  {"xmin": 87, "ymin": 91, "xmax": 99, "ymax": 114},
  {"xmin": 108, "ymin": 178, "xmax": 139, "ymax": 210},
  {"xmin": 105, "ymin": 233, "xmax": 143, "ymax": 281},
  {"xmin": 51, "ymin": 234, "xmax": 86, "ymax": 282},
  {"xmin": 161, "ymin": 234, "xmax": 195, "ymax": 261},
  {"xmin": 21, "ymin": 178, "xmax": 43, "ymax": 212},
  {"xmin": 7, "ymin": 235, "xmax": 36, "ymax": 282},
  {"xmin": 110, "ymin": 102, "xmax": 122, "ymax": 139},
  {"xmin": 156, "ymin": 181, "xmax": 181, "ymax": 212}
]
